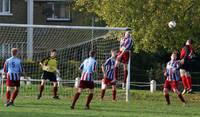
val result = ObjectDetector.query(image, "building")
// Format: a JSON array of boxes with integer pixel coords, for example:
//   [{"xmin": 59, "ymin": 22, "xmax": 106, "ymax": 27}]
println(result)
[
  {"xmin": 0, "ymin": 0, "xmax": 95, "ymax": 59},
  {"xmin": 0, "ymin": 0, "xmax": 92, "ymax": 25}
]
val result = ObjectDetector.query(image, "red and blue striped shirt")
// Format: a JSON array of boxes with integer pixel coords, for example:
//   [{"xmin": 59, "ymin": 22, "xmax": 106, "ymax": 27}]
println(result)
[
  {"xmin": 4, "ymin": 56, "xmax": 22, "ymax": 81},
  {"xmin": 80, "ymin": 57, "xmax": 97, "ymax": 81},
  {"xmin": 165, "ymin": 60, "xmax": 180, "ymax": 81},
  {"xmin": 120, "ymin": 36, "xmax": 133, "ymax": 51}
]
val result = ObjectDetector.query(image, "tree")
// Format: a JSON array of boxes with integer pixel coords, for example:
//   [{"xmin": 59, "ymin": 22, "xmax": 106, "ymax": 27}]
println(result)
[{"xmin": 75, "ymin": 0, "xmax": 200, "ymax": 53}]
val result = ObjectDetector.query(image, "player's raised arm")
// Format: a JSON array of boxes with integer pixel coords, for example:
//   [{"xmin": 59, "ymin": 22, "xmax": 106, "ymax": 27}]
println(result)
[{"xmin": 40, "ymin": 57, "xmax": 47, "ymax": 66}]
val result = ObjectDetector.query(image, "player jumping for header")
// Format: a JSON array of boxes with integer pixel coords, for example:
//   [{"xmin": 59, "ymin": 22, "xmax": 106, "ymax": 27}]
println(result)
[
  {"xmin": 180, "ymin": 39, "xmax": 195, "ymax": 94},
  {"xmin": 71, "ymin": 51, "xmax": 97, "ymax": 110},
  {"xmin": 114, "ymin": 31, "xmax": 133, "ymax": 89},
  {"xmin": 100, "ymin": 49, "xmax": 117, "ymax": 101},
  {"xmin": 163, "ymin": 51, "xmax": 186, "ymax": 105},
  {"xmin": 4, "ymin": 48, "xmax": 23, "ymax": 107}
]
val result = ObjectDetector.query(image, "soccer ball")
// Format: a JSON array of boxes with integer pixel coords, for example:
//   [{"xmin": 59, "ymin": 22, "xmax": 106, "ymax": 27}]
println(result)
[{"xmin": 168, "ymin": 21, "xmax": 176, "ymax": 28}]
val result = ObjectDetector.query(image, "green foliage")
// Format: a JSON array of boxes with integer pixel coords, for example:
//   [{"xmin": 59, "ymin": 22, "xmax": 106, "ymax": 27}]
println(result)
[{"xmin": 75, "ymin": 0, "xmax": 200, "ymax": 53}]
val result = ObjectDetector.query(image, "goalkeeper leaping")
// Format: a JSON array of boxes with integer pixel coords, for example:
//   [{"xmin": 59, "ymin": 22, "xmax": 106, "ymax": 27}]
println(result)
[
  {"xmin": 37, "ymin": 49, "xmax": 59, "ymax": 100},
  {"xmin": 114, "ymin": 31, "xmax": 133, "ymax": 89}
]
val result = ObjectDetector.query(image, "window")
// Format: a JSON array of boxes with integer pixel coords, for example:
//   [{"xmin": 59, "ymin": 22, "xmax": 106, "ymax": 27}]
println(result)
[
  {"xmin": 0, "ymin": 0, "xmax": 12, "ymax": 15},
  {"xmin": 46, "ymin": 2, "xmax": 71, "ymax": 21}
]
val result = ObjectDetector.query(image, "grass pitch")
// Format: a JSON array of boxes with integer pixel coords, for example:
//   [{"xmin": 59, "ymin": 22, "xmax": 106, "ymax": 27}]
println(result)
[{"xmin": 0, "ymin": 90, "xmax": 200, "ymax": 117}]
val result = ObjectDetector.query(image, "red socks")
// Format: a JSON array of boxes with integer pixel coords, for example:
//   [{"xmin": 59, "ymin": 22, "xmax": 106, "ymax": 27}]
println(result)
[
  {"xmin": 124, "ymin": 70, "xmax": 128, "ymax": 84},
  {"xmin": 39, "ymin": 85, "xmax": 44, "ymax": 96},
  {"xmin": 6, "ymin": 90, "xmax": 11, "ymax": 102},
  {"xmin": 6, "ymin": 89, "xmax": 19, "ymax": 103},
  {"xmin": 112, "ymin": 90, "xmax": 116, "ymax": 101},
  {"xmin": 182, "ymin": 76, "xmax": 192, "ymax": 90},
  {"xmin": 53, "ymin": 87, "xmax": 58, "ymax": 97},
  {"xmin": 72, "ymin": 93, "xmax": 93, "ymax": 108},
  {"xmin": 186, "ymin": 76, "xmax": 192, "ymax": 90},
  {"xmin": 86, "ymin": 93, "xmax": 93, "ymax": 107},
  {"xmin": 72, "ymin": 92, "xmax": 80, "ymax": 107},
  {"xmin": 101, "ymin": 89, "xmax": 106, "ymax": 100},
  {"xmin": 181, "ymin": 76, "xmax": 187, "ymax": 89},
  {"xmin": 11, "ymin": 89, "xmax": 19, "ymax": 102},
  {"xmin": 101, "ymin": 89, "xmax": 116, "ymax": 101},
  {"xmin": 178, "ymin": 94, "xmax": 186, "ymax": 103},
  {"xmin": 165, "ymin": 94, "xmax": 170, "ymax": 105},
  {"xmin": 114, "ymin": 67, "xmax": 118, "ymax": 80},
  {"xmin": 165, "ymin": 93, "xmax": 186, "ymax": 104}
]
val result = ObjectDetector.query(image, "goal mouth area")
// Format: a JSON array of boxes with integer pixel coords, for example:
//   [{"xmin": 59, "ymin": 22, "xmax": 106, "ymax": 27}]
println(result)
[{"xmin": 0, "ymin": 23, "xmax": 132, "ymax": 101}]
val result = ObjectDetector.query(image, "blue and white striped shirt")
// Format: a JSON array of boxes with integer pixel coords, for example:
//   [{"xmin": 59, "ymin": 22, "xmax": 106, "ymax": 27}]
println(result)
[{"xmin": 80, "ymin": 57, "xmax": 97, "ymax": 81}]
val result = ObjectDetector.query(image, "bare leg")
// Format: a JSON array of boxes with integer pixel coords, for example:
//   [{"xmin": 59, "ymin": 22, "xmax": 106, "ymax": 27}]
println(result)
[{"xmin": 101, "ymin": 85, "xmax": 107, "ymax": 100}]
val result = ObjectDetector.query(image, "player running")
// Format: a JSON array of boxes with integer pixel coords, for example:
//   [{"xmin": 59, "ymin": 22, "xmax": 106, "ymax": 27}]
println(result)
[
  {"xmin": 37, "ymin": 49, "xmax": 59, "ymax": 99},
  {"xmin": 4, "ymin": 48, "xmax": 23, "ymax": 107},
  {"xmin": 100, "ymin": 49, "xmax": 117, "ymax": 101},
  {"xmin": 114, "ymin": 31, "xmax": 133, "ymax": 89},
  {"xmin": 71, "ymin": 51, "xmax": 97, "ymax": 110},
  {"xmin": 180, "ymin": 39, "xmax": 195, "ymax": 94},
  {"xmin": 163, "ymin": 52, "xmax": 186, "ymax": 105}
]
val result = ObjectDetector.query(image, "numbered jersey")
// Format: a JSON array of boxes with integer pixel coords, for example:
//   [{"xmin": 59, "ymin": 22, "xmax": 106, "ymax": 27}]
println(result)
[{"xmin": 4, "ymin": 57, "xmax": 22, "ymax": 74}]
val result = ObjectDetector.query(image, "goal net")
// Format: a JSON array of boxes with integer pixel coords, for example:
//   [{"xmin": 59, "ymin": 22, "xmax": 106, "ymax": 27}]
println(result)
[{"xmin": 0, "ymin": 23, "xmax": 131, "ymax": 101}]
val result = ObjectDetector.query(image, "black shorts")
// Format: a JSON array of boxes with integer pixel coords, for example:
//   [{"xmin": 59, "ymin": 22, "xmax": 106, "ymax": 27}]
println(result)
[
  {"xmin": 180, "ymin": 61, "xmax": 191, "ymax": 71},
  {"xmin": 41, "ymin": 71, "xmax": 57, "ymax": 82}
]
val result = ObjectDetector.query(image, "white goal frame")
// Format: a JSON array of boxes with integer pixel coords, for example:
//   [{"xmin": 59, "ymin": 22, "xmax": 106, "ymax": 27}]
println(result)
[{"xmin": 0, "ymin": 23, "xmax": 131, "ymax": 102}]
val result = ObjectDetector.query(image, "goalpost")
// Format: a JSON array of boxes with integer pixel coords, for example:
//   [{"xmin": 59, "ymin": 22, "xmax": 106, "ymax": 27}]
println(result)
[{"xmin": 0, "ymin": 23, "xmax": 131, "ymax": 102}]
